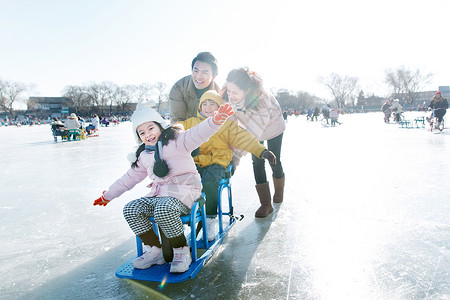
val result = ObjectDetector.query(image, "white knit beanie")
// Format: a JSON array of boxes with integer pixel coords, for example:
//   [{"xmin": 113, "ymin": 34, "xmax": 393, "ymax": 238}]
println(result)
[{"xmin": 131, "ymin": 101, "xmax": 170, "ymax": 144}]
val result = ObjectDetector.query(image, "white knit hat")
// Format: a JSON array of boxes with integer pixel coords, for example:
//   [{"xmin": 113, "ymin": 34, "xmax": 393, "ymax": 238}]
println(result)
[{"xmin": 131, "ymin": 101, "xmax": 169, "ymax": 144}]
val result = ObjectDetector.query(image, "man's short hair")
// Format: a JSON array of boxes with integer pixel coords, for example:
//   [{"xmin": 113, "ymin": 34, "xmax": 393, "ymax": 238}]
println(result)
[{"xmin": 191, "ymin": 52, "xmax": 218, "ymax": 76}]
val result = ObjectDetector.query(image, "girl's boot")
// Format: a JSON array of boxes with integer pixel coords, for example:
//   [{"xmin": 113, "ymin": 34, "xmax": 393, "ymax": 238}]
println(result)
[
  {"xmin": 132, "ymin": 246, "xmax": 165, "ymax": 269},
  {"xmin": 170, "ymin": 246, "xmax": 192, "ymax": 273},
  {"xmin": 272, "ymin": 175, "xmax": 285, "ymax": 203},
  {"xmin": 254, "ymin": 182, "xmax": 273, "ymax": 218}
]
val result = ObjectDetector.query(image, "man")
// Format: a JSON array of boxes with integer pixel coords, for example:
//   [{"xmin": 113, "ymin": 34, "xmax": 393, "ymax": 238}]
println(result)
[{"xmin": 169, "ymin": 52, "xmax": 220, "ymax": 122}]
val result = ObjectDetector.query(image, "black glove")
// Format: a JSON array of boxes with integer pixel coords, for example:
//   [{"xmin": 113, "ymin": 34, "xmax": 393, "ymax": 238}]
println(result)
[{"xmin": 260, "ymin": 150, "xmax": 276, "ymax": 165}]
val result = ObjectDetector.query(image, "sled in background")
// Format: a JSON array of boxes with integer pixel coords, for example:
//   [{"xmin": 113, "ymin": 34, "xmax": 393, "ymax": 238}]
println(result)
[
  {"xmin": 115, "ymin": 165, "xmax": 242, "ymax": 283},
  {"xmin": 51, "ymin": 125, "xmax": 86, "ymax": 142},
  {"xmin": 51, "ymin": 124, "xmax": 99, "ymax": 142}
]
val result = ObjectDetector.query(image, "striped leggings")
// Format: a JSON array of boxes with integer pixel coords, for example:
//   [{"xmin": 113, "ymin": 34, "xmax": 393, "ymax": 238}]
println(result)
[{"xmin": 123, "ymin": 196, "xmax": 190, "ymax": 239}]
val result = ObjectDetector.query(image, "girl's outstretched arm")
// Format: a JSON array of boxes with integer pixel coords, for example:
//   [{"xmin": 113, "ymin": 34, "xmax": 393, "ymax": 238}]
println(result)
[{"xmin": 176, "ymin": 103, "xmax": 234, "ymax": 152}]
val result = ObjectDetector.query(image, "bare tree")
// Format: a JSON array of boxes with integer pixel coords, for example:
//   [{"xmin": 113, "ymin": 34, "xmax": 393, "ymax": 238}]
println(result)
[
  {"xmin": 385, "ymin": 66, "xmax": 433, "ymax": 105},
  {"xmin": 62, "ymin": 85, "xmax": 89, "ymax": 113},
  {"xmin": 115, "ymin": 85, "xmax": 136, "ymax": 113},
  {"xmin": 135, "ymin": 83, "xmax": 155, "ymax": 103},
  {"xmin": 61, "ymin": 82, "xmax": 161, "ymax": 114},
  {"xmin": 152, "ymin": 82, "xmax": 168, "ymax": 113},
  {"xmin": 320, "ymin": 73, "xmax": 359, "ymax": 109},
  {"xmin": 296, "ymin": 91, "xmax": 322, "ymax": 110},
  {"xmin": 273, "ymin": 88, "xmax": 322, "ymax": 111},
  {"xmin": 86, "ymin": 81, "xmax": 117, "ymax": 111},
  {"xmin": 0, "ymin": 79, "xmax": 27, "ymax": 117}
]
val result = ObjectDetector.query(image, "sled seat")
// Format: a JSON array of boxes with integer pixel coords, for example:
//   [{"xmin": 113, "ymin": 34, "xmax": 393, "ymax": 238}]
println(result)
[
  {"xmin": 399, "ymin": 120, "xmax": 412, "ymax": 128},
  {"xmin": 414, "ymin": 116, "xmax": 425, "ymax": 128},
  {"xmin": 68, "ymin": 129, "xmax": 81, "ymax": 140}
]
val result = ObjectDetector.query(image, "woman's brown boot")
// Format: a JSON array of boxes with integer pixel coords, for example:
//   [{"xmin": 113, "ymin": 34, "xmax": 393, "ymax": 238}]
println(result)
[
  {"xmin": 272, "ymin": 175, "xmax": 285, "ymax": 203},
  {"xmin": 255, "ymin": 182, "xmax": 273, "ymax": 218}
]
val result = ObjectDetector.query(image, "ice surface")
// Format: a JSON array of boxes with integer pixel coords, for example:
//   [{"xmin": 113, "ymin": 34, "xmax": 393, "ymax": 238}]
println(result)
[{"xmin": 1, "ymin": 112, "xmax": 449, "ymax": 299}]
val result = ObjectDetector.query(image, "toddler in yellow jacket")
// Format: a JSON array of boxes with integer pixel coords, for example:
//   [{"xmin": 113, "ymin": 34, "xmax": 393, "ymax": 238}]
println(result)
[{"xmin": 178, "ymin": 90, "xmax": 276, "ymax": 241}]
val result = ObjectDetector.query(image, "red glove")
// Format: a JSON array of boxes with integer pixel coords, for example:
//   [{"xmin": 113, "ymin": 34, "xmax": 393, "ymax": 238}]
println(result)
[
  {"xmin": 213, "ymin": 103, "xmax": 234, "ymax": 125},
  {"xmin": 93, "ymin": 191, "xmax": 110, "ymax": 206},
  {"xmin": 260, "ymin": 150, "xmax": 276, "ymax": 165}
]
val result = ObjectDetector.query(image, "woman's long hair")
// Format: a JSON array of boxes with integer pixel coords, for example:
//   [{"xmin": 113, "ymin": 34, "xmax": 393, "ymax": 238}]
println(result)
[
  {"xmin": 131, "ymin": 123, "xmax": 183, "ymax": 169},
  {"xmin": 223, "ymin": 67, "xmax": 265, "ymax": 110}
]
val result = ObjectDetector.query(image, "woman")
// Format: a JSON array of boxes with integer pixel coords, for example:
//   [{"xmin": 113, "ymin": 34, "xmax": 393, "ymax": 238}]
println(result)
[{"xmin": 222, "ymin": 67, "xmax": 285, "ymax": 218}]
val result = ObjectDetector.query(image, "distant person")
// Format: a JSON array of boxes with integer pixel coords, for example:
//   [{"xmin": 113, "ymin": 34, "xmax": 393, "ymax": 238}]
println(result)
[
  {"xmin": 306, "ymin": 108, "xmax": 313, "ymax": 120},
  {"xmin": 51, "ymin": 117, "xmax": 67, "ymax": 140},
  {"xmin": 329, "ymin": 109, "xmax": 341, "ymax": 125},
  {"xmin": 93, "ymin": 100, "xmax": 235, "ymax": 273},
  {"xmin": 86, "ymin": 114, "xmax": 100, "ymax": 135},
  {"xmin": 92, "ymin": 114, "xmax": 100, "ymax": 128},
  {"xmin": 391, "ymin": 99, "xmax": 403, "ymax": 122},
  {"xmin": 77, "ymin": 116, "xmax": 86, "ymax": 136},
  {"xmin": 312, "ymin": 107, "xmax": 320, "ymax": 121},
  {"xmin": 51, "ymin": 117, "xmax": 65, "ymax": 129},
  {"xmin": 102, "ymin": 117, "xmax": 110, "ymax": 127},
  {"xmin": 427, "ymin": 91, "xmax": 448, "ymax": 128},
  {"xmin": 169, "ymin": 52, "xmax": 220, "ymax": 122},
  {"xmin": 64, "ymin": 113, "xmax": 81, "ymax": 140},
  {"xmin": 64, "ymin": 113, "xmax": 81, "ymax": 130},
  {"xmin": 321, "ymin": 104, "xmax": 330, "ymax": 125},
  {"xmin": 222, "ymin": 67, "xmax": 285, "ymax": 218},
  {"xmin": 382, "ymin": 99, "xmax": 391, "ymax": 121},
  {"xmin": 178, "ymin": 90, "xmax": 276, "ymax": 239},
  {"xmin": 381, "ymin": 99, "xmax": 391, "ymax": 122}
]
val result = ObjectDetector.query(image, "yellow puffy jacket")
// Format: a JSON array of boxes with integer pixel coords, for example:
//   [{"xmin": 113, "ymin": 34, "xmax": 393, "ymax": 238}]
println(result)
[{"xmin": 178, "ymin": 99, "xmax": 266, "ymax": 168}]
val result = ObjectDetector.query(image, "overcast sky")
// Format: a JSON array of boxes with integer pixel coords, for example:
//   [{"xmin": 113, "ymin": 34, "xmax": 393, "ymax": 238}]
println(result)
[{"xmin": 1, "ymin": 0, "xmax": 448, "ymax": 105}]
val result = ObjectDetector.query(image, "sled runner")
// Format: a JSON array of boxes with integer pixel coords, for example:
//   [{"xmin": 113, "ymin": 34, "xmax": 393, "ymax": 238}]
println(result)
[{"xmin": 115, "ymin": 165, "xmax": 242, "ymax": 283}]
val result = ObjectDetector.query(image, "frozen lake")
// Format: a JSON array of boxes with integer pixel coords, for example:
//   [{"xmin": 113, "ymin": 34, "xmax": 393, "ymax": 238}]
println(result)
[{"xmin": 1, "ymin": 111, "xmax": 449, "ymax": 299}]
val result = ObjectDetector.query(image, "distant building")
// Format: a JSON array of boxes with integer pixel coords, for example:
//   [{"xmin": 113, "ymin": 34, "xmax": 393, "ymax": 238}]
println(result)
[{"xmin": 27, "ymin": 97, "xmax": 73, "ymax": 118}]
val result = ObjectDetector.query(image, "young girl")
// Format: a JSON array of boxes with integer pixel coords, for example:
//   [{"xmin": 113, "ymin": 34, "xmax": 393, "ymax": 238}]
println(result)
[
  {"xmin": 222, "ymin": 67, "xmax": 286, "ymax": 218},
  {"xmin": 93, "ymin": 101, "xmax": 234, "ymax": 273}
]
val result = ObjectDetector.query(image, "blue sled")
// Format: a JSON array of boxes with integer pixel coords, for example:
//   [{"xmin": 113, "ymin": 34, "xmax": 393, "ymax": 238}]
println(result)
[
  {"xmin": 115, "ymin": 220, "xmax": 236, "ymax": 283},
  {"xmin": 115, "ymin": 165, "xmax": 242, "ymax": 283}
]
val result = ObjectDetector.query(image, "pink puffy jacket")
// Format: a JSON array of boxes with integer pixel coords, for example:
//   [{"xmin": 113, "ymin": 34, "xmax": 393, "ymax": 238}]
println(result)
[{"xmin": 104, "ymin": 118, "xmax": 221, "ymax": 209}]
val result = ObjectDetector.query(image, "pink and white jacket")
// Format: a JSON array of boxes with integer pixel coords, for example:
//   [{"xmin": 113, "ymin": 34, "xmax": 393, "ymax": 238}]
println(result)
[
  {"xmin": 229, "ymin": 91, "xmax": 285, "ymax": 141},
  {"xmin": 103, "ymin": 118, "xmax": 221, "ymax": 209}
]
